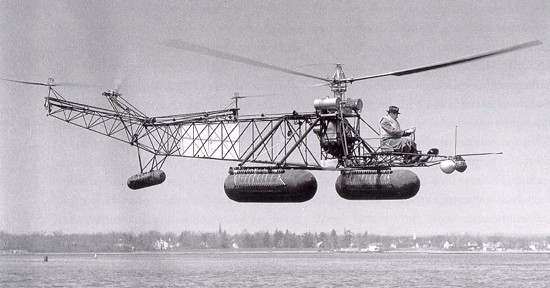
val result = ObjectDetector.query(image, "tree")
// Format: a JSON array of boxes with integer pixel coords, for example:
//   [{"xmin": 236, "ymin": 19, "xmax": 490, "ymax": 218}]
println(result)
[
  {"xmin": 273, "ymin": 230, "xmax": 284, "ymax": 248},
  {"xmin": 262, "ymin": 231, "xmax": 272, "ymax": 248},
  {"xmin": 330, "ymin": 229, "xmax": 338, "ymax": 249},
  {"xmin": 220, "ymin": 231, "xmax": 230, "ymax": 249},
  {"xmin": 240, "ymin": 232, "xmax": 255, "ymax": 248},
  {"xmin": 201, "ymin": 233, "xmax": 209, "ymax": 248},
  {"xmin": 302, "ymin": 232, "xmax": 316, "ymax": 248},
  {"xmin": 318, "ymin": 232, "xmax": 327, "ymax": 248},
  {"xmin": 283, "ymin": 230, "xmax": 299, "ymax": 248}
]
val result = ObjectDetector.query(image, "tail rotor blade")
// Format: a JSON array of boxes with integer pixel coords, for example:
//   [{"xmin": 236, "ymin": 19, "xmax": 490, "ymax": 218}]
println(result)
[
  {"xmin": 232, "ymin": 93, "xmax": 277, "ymax": 99},
  {"xmin": 1, "ymin": 77, "xmax": 93, "ymax": 88},
  {"xmin": 1, "ymin": 78, "xmax": 52, "ymax": 86},
  {"xmin": 53, "ymin": 82, "xmax": 95, "ymax": 88}
]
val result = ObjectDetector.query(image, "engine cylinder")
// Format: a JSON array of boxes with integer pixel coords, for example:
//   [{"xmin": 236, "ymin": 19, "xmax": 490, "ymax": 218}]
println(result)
[
  {"xmin": 127, "ymin": 170, "xmax": 166, "ymax": 190},
  {"xmin": 224, "ymin": 169, "xmax": 317, "ymax": 202},
  {"xmin": 335, "ymin": 170, "xmax": 420, "ymax": 200}
]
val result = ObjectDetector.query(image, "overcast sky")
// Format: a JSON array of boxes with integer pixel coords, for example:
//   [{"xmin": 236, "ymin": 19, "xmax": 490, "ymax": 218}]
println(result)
[{"xmin": 1, "ymin": 0, "xmax": 549, "ymax": 236}]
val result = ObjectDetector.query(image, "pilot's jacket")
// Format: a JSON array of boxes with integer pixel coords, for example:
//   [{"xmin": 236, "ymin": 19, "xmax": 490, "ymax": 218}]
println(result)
[{"xmin": 379, "ymin": 115, "xmax": 414, "ymax": 151}]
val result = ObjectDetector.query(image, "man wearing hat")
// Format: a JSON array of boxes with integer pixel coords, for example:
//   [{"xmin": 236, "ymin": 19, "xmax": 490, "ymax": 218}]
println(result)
[{"xmin": 380, "ymin": 106, "xmax": 418, "ymax": 162}]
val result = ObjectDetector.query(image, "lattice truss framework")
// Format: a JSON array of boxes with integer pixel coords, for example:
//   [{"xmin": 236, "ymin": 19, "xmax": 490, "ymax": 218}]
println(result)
[{"xmin": 44, "ymin": 88, "xmax": 443, "ymax": 173}]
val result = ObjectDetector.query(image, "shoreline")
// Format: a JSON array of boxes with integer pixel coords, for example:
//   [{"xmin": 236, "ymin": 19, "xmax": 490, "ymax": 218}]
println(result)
[{"xmin": 3, "ymin": 249, "xmax": 550, "ymax": 256}]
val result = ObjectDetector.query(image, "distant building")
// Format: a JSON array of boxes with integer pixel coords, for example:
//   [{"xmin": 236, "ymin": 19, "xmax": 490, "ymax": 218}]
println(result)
[
  {"xmin": 154, "ymin": 239, "xmax": 170, "ymax": 250},
  {"xmin": 467, "ymin": 242, "xmax": 479, "ymax": 251},
  {"xmin": 482, "ymin": 242, "xmax": 505, "ymax": 252},
  {"xmin": 361, "ymin": 243, "xmax": 382, "ymax": 252},
  {"xmin": 482, "ymin": 242, "xmax": 495, "ymax": 251},
  {"xmin": 528, "ymin": 242, "xmax": 539, "ymax": 251}
]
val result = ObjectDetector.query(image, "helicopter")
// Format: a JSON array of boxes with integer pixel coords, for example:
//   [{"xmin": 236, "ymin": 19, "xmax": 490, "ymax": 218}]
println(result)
[{"xmin": 1, "ymin": 39, "xmax": 541, "ymax": 202}]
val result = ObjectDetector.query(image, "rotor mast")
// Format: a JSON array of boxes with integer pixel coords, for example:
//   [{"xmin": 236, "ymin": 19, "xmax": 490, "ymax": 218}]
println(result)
[{"xmin": 331, "ymin": 64, "xmax": 347, "ymax": 100}]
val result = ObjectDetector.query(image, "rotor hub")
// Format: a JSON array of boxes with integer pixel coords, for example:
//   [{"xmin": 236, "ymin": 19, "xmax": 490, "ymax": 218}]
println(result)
[
  {"xmin": 103, "ymin": 89, "xmax": 121, "ymax": 98},
  {"xmin": 331, "ymin": 64, "xmax": 347, "ymax": 98}
]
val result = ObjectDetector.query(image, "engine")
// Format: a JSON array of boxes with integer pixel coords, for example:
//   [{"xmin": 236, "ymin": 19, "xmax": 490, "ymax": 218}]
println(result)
[
  {"xmin": 335, "ymin": 169, "xmax": 420, "ymax": 200},
  {"xmin": 224, "ymin": 168, "xmax": 317, "ymax": 202},
  {"xmin": 313, "ymin": 97, "xmax": 363, "ymax": 158}
]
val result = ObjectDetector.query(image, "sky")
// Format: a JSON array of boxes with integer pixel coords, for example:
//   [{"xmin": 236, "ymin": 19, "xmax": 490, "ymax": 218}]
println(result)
[{"xmin": 0, "ymin": 0, "xmax": 549, "ymax": 236}]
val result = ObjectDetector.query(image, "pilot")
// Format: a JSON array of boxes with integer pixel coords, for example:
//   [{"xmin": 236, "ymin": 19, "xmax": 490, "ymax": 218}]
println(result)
[{"xmin": 379, "ymin": 106, "xmax": 418, "ymax": 162}]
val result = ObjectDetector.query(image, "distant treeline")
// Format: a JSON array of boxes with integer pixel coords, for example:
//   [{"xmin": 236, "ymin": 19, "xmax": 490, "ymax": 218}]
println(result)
[{"xmin": 1, "ymin": 230, "xmax": 548, "ymax": 253}]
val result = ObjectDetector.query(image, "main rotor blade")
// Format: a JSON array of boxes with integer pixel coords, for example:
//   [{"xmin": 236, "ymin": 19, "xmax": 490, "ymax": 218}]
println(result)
[
  {"xmin": 343, "ymin": 40, "xmax": 542, "ymax": 83},
  {"xmin": 163, "ymin": 39, "xmax": 330, "ymax": 82}
]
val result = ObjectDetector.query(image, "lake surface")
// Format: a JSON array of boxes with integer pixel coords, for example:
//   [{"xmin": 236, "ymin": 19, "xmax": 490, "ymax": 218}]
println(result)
[{"xmin": 1, "ymin": 252, "xmax": 549, "ymax": 287}]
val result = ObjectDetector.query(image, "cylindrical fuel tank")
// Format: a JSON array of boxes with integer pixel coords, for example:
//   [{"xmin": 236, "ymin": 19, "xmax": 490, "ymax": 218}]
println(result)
[
  {"xmin": 335, "ymin": 170, "xmax": 420, "ymax": 200},
  {"xmin": 314, "ymin": 97, "xmax": 340, "ymax": 112},
  {"xmin": 224, "ymin": 169, "xmax": 317, "ymax": 202},
  {"xmin": 127, "ymin": 170, "xmax": 166, "ymax": 190}
]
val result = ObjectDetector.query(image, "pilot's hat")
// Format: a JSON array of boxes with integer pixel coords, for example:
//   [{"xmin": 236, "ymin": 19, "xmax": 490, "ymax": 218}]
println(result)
[{"xmin": 387, "ymin": 106, "xmax": 400, "ymax": 114}]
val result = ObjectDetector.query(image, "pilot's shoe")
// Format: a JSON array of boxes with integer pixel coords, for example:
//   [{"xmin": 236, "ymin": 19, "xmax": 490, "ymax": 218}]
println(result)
[
  {"xmin": 419, "ymin": 148, "xmax": 438, "ymax": 163},
  {"xmin": 427, "ymin": 148, "xmax": 439, "ymax": 155}
]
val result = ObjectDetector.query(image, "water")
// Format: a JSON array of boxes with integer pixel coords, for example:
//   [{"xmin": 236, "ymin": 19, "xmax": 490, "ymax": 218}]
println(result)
[{"xmin": 1, "ymin": 252, "xmax": 550, "ymax": 287}]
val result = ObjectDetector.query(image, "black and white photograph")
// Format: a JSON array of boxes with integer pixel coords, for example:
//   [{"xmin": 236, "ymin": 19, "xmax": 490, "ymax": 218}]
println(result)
[{"xmin": 1, "ymin": 1, "xmax": 549, "ymax": 287}]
